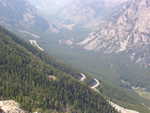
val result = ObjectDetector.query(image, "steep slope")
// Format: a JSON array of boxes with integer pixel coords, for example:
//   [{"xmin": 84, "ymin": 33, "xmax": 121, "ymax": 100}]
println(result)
[
  {"xmin": 0, "ymin": 26, "xmax": 118, "ymax": 113},
  {"xmin": 0, "ymin": 0, "xmax": 49, "ymax": 32},
  {"xmin": 77, "ymin": 0, "xmax": 150, "ymax": 67}
]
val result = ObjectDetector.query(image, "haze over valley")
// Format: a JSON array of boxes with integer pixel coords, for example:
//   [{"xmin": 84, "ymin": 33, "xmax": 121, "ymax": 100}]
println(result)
[{"xmin": 0, "ymin": 0, "xmax": 150, "ymax": 113}]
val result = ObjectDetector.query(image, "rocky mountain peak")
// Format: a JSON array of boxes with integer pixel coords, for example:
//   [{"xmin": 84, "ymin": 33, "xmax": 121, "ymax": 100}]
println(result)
[{"xmin": 77, "ymin": 0, "xmax": 150, "ymax": 66}]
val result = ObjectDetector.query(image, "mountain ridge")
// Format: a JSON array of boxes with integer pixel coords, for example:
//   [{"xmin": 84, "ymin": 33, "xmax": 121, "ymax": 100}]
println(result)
[
  {"xmin": 0, "ymin": 0, "xmax": 49, "ymax": 32},
  {"xmin": 76, "ymin": 0, "xmax": 150, "ymax": 67}
]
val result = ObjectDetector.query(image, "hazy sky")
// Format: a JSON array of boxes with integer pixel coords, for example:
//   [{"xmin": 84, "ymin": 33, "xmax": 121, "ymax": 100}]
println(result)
[
  {"xmin": 28, "ymin": 0, "xmax": 128, "ymax": 15},
  {"xmin": 28, "ymin": 0, "xmax": 73, "ymax": 15}
]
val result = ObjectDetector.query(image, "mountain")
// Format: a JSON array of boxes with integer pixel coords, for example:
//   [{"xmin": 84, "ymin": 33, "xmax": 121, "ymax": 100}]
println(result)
[
  {"xmin": 0, "ymin": 26, "xmax": 118, "ymax": 113},
  {"xmin": 77, "ymin": 0, "xmax": 150, "ymax": 67},
  {"xmin": 0, "ymin": 0, "xmax": 150, "ymax": 112},
  {"xmin": 0, "ymin": 0, "xmax": 129, "ymax": 41},
  {"xmin": 28, "ymin": 0, "xmax": 128, "ymax": 33},
  {"xmin": 41, "ymin": 0, "xmax": 150, "ymax": 109},
  {"xmin": 0, "ymin": 0, "xmax": 49, "ymax": 32}
]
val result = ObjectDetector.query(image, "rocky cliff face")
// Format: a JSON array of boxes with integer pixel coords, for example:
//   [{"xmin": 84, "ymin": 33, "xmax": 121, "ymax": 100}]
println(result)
[
  {"xmin": 0, "ymin": 100, "xmax": 26, "ymax": 113},
  {"xmin": 77, "ymin": 0, "xmax": 150, "ymax": 66},
  {"xmin": 28, "ymin": 0, "xmax": 128, "ymax": 31},
  {"xmin": 0, "ymin": 0, "xmax": 49, "ymax": 32}
]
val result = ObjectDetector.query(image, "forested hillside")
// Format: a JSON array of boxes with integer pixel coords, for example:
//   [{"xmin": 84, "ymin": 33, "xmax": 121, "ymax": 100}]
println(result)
[{"xmin": 0, "ymin": 26, "xmax": 118, "ymax": 113}]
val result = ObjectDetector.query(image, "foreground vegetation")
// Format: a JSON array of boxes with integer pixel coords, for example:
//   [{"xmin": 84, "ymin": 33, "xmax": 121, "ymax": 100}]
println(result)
[
  {"xmin": 0, "ymin": 26, "xmax": 118, "ymax": 113},
  {"xmin": 39, "ymin": 34, "xmax": 150, "ymax": 113}
]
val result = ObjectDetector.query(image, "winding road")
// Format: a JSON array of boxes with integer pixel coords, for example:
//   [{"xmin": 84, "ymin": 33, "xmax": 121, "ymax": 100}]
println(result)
[
  {"xmin": 90, "ymin": 78, "xmax": 100, "ymax": 89},
  {"xmin": 79, "ymin": 73, "xmax": 100, "ymax": 89},
  {"xmin": 110, "ymin": 102, "xmax": 139, "ymax": 113},
  {"xmin": 29, "ymin": 40, "xmax": 44, "ymax": 51},
  {"xmin": 77, "ymin": 73, "xmax": 139, "ymax": 113},
  {"xmin": 79, "ymin": 73, "xmax": 87, "ymax": 81}
]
